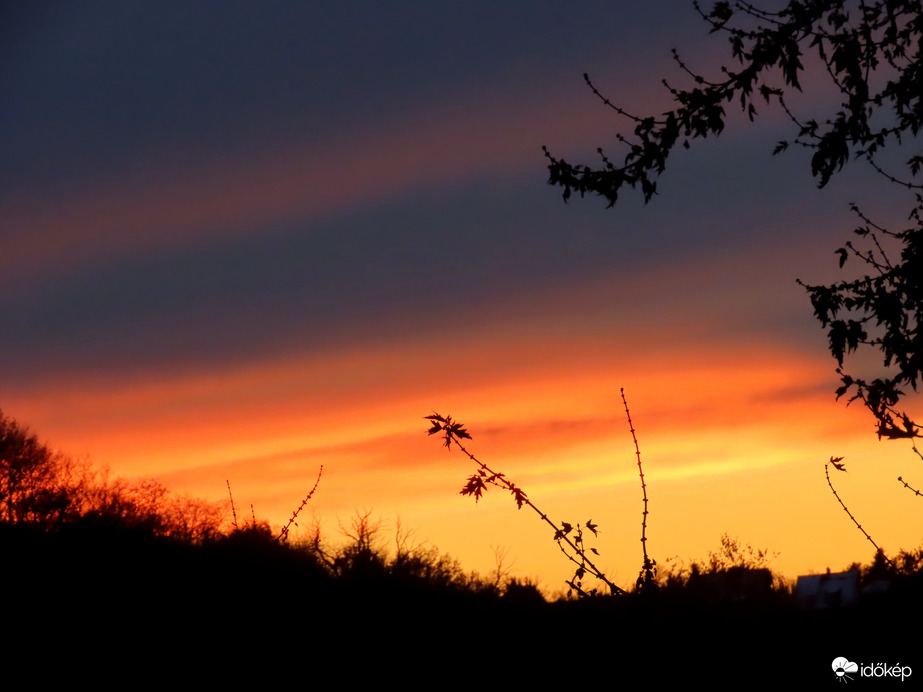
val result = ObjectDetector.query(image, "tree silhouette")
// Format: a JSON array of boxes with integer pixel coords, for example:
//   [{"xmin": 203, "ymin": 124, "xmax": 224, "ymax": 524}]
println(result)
[
  {"xmin": 0, "ymin": 410, "xmax": 71, "ymax": 525},
  {"xmin": 543, "ymin": 0, "xmax": 922, "ymax": 444},
  {"xmin": 0, "ymin": 409, "xmax": 226, "ymax": 538}
]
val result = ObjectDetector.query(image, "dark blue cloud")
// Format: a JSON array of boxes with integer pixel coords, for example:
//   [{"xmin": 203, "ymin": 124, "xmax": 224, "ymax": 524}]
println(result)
[
  {"xmin": 2, "ymin": 0, "xmax": 890, "ymax": 394},
  {"xmin": 0, "ymin": 131, "xmax": 834, "ymax": 385},
  {"xmin": 1, "ymin": 1, "xmax": 695, "ymax": 194}
]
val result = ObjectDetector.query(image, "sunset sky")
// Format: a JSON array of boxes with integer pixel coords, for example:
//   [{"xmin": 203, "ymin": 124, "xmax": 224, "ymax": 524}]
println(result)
[{"xmin": 4, "ymin": 1, "xmax": 921, "ymax": 592}]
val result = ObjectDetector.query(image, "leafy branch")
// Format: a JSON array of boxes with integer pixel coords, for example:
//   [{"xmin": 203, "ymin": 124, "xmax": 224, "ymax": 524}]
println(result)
[
  {"xmin": 425, "ymin": 413, "xmax": 628, "ymax": 597},
  {"xmin": 544, "ymin": 0, "xmax": 923, "ymax": 207},
  {"xmin": 798, "ymin": 201, "xmax": 923, "ymax": 443},
  {"xmin": 542, "ymin": 1, "xmax": 923, "ymax": 453}
]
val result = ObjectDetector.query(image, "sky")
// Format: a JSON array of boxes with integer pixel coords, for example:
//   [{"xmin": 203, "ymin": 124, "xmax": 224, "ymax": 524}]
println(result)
[{"xmin": 3, "ymin": 1, "xmax": 921, "ymax": 593}]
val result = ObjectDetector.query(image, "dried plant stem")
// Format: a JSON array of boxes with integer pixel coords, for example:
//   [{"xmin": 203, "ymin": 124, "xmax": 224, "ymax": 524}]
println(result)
[
  {"xmin": 622, "ymin": 388, "xmax": 655, "ymax": 590},
  {"xmin": 226, "ymin": 480, "xmax": 239, "ymax": 531},
  {"xmin": 278, "ymin": 465, "xmax": 324, "ymax": 542},
  {"xmin": 897, "ymin": 475, "xmax": 923, "ymax": 497},
  {"xmin": 430, "ymin": 416, "xmax": 627, "ymax": 596},
  {"xmin": 825, "ymin": 458, "xmax": 894, "ymax": 567}
]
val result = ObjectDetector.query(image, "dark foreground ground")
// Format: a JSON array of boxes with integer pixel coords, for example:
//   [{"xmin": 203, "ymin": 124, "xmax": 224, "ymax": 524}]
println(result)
[{"xmin": 3, "ymin": 522, "xmax": 917, "ymax": 687}]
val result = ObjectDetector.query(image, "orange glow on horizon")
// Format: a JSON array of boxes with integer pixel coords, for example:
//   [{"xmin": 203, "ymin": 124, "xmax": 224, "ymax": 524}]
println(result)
[
  {"xmin": 6, "ymin": 211, "xmax": 918, "ymax": 595},
  {"xmin": 9, "ymin": 283, "xmax": 920, "ymax": 593}
]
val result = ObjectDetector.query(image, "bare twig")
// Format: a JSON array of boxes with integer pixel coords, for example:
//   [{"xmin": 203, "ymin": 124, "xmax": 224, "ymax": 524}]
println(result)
[
  {"xmin": 490, "ymin": 544, "xmax": 514, "ymax": 590},
  {"xmin": 622, "ymin": 389, "xmax": 656, "ymax": 591},
  {"xmin": 278, "ymin": 465, "xmax": 324, "ymax": 542},
  {"xmin": 825, "ymin": 457, "xmax": 894, "ymax": 568},
  {"xmin": 897, "ymin": 475, "xmax": 923, "ymax": 498},
  {"xmin": 226, "ymin": 480, "xmax": 239, "ymax": 531}
]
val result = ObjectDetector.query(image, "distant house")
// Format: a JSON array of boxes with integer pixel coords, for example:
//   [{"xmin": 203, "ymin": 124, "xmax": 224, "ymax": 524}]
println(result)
[{"xmin": 795, "ymin": 570, "xmax": 859, "ymax": 608}]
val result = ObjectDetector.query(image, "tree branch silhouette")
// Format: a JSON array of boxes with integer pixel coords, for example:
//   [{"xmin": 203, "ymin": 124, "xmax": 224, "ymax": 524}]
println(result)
[
  {"xmin": 544, "ymin": 0, "xmax": 923, "ymax": 447},
  {"xmin": 425, "ymin": 413, "xmax": 628, "ymax": 596},
  {"xmin": 825, "ymin": 456, "xmax": 894, "ymax": 568}
]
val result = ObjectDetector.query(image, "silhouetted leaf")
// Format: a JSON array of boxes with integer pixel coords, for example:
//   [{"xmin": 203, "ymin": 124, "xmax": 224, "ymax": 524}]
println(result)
[
  {"xmin": 511, "ymin": 488, "xmax": 528, "ymax": 509},
  {"xmin": 460, "ymin": 474, "xmax": 487, "ymax": 502},
  {"xmin": 829, "ymin": 456, "xmax": 847, "ymax": 472}
]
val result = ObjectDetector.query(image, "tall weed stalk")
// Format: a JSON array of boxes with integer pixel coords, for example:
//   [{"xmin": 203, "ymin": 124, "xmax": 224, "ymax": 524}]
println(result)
[
  {"xmin": 278, "ymin": 465, "xmax": 324, "ymax": 542},
  {"xmin": 623, "ymin": 389, "xmax": 656, "ymax": 592},
  {"xmin": 225, "ymin": 466, "xmax": 324, "ymax": 542}
]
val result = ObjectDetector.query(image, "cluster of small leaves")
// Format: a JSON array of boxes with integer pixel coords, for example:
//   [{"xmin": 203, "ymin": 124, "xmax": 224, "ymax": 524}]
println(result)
[
  {"xmin": 427, "ymin": 413, "xmax": 534, "ymax": 511},
  {"xmin": 544, "ymin": 0, "xmax": 923, "ymax": 206},
  {"xmin": 798, "ymin": 201, "xmax": 922, "ymax": 441},
  {"xmin": 425, "ymin": 413, "xmax": 628, "ymax": 596},
  {"xmin": 458, "ymin": 469, "xmax": 531, "ymax": 509},
  {"xmin": 426, "ymin": 413, "xmax": 472, "ymax": 448},
  {"xmin": 427, "ymin": 414, "xmax": 530, "ymax": 509},
  {"xmin": 554, "ymin": 518, "xmax": 608, "ymax": 597}
]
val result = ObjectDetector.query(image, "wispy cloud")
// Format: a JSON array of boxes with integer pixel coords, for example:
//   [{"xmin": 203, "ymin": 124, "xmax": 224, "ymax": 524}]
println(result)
[{"xmin": 0, "ymin": 71, "xmax": 634, "ymax": 283}]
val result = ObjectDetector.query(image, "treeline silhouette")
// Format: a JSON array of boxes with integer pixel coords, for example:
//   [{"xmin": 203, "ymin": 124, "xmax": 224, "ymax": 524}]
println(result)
[{"xmin": 2, "ymin": 409, "xmax": 921, "ymax": 683}]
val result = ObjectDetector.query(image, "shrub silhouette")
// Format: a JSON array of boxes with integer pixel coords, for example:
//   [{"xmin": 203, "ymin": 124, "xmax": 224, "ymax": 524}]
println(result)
[{"xmin": 659, "ymin": 533, "xmax": 788, "ymax": 606}]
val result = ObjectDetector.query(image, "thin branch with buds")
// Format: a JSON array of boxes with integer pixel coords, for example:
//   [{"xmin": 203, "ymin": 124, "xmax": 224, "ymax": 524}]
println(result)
[
  {"xmin": 825, "ymin": 456, "xmax": 894, "ymax": 568},
  {"xmin": 278, "ymin": 465, "xmax": 324, "ymax": 542},
  {"xmin": 226, "ymin": 480, "xmax": 239, "ymax": 531},
  {"xmin": 897, "ymin": 475, "xmax": 923, "ymax": 498},
  {"xmin": 623, "ymin": 389, "xmax": 656, "ymax": 591}
]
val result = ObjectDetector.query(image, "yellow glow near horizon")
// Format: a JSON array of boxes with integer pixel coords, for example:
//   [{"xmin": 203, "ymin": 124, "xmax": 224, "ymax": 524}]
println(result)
[{"xmin": 10, "ymin": 314, "xmax": 920, "ymax": 594}]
